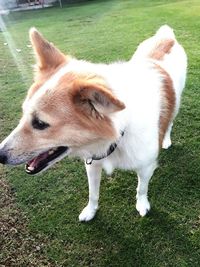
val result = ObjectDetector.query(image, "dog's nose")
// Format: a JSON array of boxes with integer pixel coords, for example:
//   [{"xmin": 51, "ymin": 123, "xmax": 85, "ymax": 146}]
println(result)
[{"xmin": 0, "ymin": 153, "xmax": 7, "ymax": 164}]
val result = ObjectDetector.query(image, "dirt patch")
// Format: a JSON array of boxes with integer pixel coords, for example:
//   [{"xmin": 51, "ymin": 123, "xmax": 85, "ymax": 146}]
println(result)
[{"xmin": 0, "ymin": 178, "xmax": 53, "ymax": 267}]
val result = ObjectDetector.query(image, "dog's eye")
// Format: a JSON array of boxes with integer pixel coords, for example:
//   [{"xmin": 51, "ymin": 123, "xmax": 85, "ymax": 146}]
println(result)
[{"xmin": 32, "ymin": 117, "xmax": 50, "ymax": 130}]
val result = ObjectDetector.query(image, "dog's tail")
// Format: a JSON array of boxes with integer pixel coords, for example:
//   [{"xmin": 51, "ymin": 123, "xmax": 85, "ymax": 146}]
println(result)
[
  {"xmin": 148, "ymin": 25, "xmax": 175, "ymax": 61},
  {"xmin": 131, "ymin": 25, "xmax": 176, "ymax": 62},
  {"xmin": 155, "ymin": 25, "xmax": 175, "ymax": 40}
]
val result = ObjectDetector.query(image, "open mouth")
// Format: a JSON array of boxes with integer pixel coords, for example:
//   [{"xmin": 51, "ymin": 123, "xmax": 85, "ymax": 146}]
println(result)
[{"xmin": 25, "ymin": 146, "xmax": 68, "ymax": 175}]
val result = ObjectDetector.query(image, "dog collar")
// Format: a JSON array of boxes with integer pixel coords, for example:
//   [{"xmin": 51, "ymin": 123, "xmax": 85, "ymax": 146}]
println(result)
[{"xmin": 85, "ymin": 131, "xmax": 124, "ymax": 165}]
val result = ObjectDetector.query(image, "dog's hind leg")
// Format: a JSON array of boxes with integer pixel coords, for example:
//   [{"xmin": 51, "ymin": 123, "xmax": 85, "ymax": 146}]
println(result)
[
  {"xmin": 79, "ymin": 163, "xmax": 102, "ymax": 222},
  {"xmin": 162, "ymin": 122, "xmax": 173, "ymax": 149},
  {"xmin": 136, "ymin": 162, "xmax": 157, "ymax": 216}
]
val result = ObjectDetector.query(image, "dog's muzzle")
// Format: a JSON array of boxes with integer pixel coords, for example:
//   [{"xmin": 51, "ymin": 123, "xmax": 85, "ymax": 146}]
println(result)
[{"xmin": 25, "ymin": 146, "xmax": 69, "ymax": 175}]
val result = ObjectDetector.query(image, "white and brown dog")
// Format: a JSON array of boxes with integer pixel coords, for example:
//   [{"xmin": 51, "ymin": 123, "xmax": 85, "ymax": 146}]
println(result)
[{"xmin": 0, "ymin": 25, "xmax": 187, "ymax": 221}]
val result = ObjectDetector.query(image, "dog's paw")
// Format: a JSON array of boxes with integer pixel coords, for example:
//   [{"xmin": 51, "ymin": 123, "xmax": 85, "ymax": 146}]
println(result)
[
  {"xmin": 162, "ymin": 138, "xmax": 172, "ymax": 149},
  {"xmin": 136, "ymin": 197, "xmax": 150, "ymax": 217},
  {"xmin": 79, "ymin": 205, "xmax": 97, "ymax": 222}
]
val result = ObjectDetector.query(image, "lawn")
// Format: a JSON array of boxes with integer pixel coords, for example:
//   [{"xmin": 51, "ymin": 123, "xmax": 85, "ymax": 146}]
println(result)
[{"xmin": 0, "ymin": 0, "xmax": 200, "ymax": 266}]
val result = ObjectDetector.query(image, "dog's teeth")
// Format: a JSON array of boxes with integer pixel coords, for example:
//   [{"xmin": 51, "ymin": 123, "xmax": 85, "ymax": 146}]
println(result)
[{"xmin": 27, "ymin": 166, "xmax": 34, "ymax": 171}]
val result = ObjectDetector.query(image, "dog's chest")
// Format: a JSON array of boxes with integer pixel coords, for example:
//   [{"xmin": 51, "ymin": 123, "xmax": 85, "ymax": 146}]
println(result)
[{"xmin": 101, "ymin": 142, "xmax": 137, "ymax": 175}]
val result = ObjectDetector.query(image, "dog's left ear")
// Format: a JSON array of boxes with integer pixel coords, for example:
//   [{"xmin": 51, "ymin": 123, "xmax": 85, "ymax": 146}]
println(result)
[
  {"xmin": 29, "ymin": 27, "xmax": 68, "ymax": 70},
  {"xmin": 71, "ymin": 83, "xmax": 125, "ymax": 116}
]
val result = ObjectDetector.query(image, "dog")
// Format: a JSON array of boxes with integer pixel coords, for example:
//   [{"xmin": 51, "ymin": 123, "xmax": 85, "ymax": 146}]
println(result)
[{"xmin": 0, "ymin": 25, "xmax": 187, "ymax": 221}]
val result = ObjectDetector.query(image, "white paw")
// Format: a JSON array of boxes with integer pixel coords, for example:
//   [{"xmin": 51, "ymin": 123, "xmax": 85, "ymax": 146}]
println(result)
[
  {"xmin": 136, "ymin": 196, "xmax": 150, "ymax": 217},
  {"xmin": 79, "ymin": 205, "xmax": 97, "ymax": 222},
  {"xmin": 162, "ymin": 138, "xmax": 172, "ymax": 149}
]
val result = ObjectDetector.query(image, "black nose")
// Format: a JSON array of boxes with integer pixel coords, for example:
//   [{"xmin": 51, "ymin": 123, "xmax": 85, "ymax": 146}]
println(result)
[{"xmin": 0, "ymin": 154, "xmax": 7, "ymax": 164}]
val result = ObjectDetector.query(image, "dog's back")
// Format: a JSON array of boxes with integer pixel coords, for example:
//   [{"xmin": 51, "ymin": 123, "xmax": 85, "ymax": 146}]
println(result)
[{"xmin": 131, "ymin": 25, "xmax": 187, "ymax": 116}]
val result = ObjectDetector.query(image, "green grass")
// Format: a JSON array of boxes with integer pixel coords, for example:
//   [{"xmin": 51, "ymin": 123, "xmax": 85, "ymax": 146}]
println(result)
[{"xmin": 0, "ymin": 0, "xmax": 200, "ymax": 266}]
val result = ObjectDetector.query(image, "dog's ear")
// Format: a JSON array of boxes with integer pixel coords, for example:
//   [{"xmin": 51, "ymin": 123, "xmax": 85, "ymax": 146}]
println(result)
[
  {"xmin": 71, "ymin": 82, "xmax": 125, "ymax": 116},
  {"xmin": 29, "ymin": 28, "xmax": 67, "ymax": 70}
]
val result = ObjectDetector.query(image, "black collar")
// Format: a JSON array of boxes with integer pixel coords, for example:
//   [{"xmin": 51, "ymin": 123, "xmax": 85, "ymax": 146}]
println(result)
[{"xmin": 86, "ymin": 131, "xmax": 124, "ymax": 165}]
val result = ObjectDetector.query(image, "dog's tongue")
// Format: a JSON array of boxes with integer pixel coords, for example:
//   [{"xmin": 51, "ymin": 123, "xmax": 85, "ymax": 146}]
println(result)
[{"xmin": 28, "ymin": 151, "xmax": 49, "ymax": 169}]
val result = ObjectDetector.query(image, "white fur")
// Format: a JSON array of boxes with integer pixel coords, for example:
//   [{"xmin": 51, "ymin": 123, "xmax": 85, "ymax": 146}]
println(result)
[
  {"xmin": 0, "ymin": 25, "xmax": 187, "ymax": 221},
  {"xmin": 77, "ymin": 25, "xmax": 187, "ymax": 221},
  {"xmin": 27, "ymin": 25, "xmax": 187, "ymax": 221}
]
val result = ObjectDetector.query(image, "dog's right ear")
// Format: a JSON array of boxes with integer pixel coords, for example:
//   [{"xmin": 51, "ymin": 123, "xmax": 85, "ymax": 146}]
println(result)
[
  {"xmin": 29, "ymin": 28, "xmax": 68, "ymax": 70},
  {"xmin": 70, "ymin": 81, "xmax": 125, "ymax": 117}
]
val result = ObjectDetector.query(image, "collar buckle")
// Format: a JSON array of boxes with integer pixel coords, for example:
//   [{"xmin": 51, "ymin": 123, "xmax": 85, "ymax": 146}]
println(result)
[{"xmin": 86, "ymin": 158, "xmax": 93, "ymax": 165}]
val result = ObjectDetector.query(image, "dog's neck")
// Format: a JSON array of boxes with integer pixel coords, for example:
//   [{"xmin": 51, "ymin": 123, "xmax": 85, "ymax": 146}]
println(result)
[{"xmin": 85, "ymin": 130, "xmax": 125, "ymax": 165}]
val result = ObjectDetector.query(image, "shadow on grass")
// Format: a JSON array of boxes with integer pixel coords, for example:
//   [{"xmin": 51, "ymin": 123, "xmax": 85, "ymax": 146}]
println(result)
[
  {"xmin": 88, "ymin": 208, "xmax": 199, "ymax": 267},
  {"xmin": 73, "ymin": 142, "xmax": 200, "ymax": 266},
  {"xmin": 4, "ymin": 141, "xmax": 200, "ymax": 266}
]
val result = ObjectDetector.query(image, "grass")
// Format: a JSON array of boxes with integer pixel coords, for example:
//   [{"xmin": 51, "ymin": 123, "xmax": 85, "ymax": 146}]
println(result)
[{"xmin": 0, "ymin": 0, "xmax": 200, "ymax": 266}]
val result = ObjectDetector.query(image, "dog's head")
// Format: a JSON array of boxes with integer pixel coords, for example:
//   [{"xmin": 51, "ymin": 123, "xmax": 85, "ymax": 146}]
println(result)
[{"xmin": 0, "ymin": 28, "xmax": 125, "ymax": 174}]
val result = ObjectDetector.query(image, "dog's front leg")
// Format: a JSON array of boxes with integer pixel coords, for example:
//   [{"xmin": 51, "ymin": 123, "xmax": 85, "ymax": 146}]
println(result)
[
  {"xmin": 136, "ymin": 163, "xmax": 157, "ymax": 216},
  {"xmin": 79, "ymin": 162, "xmax": 102, "ymax": 222}
]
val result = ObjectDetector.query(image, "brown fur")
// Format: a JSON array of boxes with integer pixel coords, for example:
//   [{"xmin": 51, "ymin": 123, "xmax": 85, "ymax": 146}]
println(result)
[
  {"xmin": 45, "ymin": 73, "xmax": 125, "ymax": 141},
  {"xmin": 26, "ymin": 62, "xmax": 67, "ymax": 101},
  {"xmin": 29, "ymin": 28, "xmax": 69, "ymax": 70},
  {"xmin": 17, "ymin": 29, "xmax": 127, "ymax": 156},
  {"xmin": 149, "ymin": 39, "xmax": 175, "ymax": 60},
  {"xmin": 18, "ymin": 29, "xmax": 175, "ymax": 160},
  {"xmin": 155, "ymin": 64, "xmax": 176, "ymax": 147},
  {"xmin": 21, "ymin": 71, "xmax": 126, "ymax": 157},
  {"xmin": 26, "ymin": 28, "xmax": 70, "ymax": 101}
]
